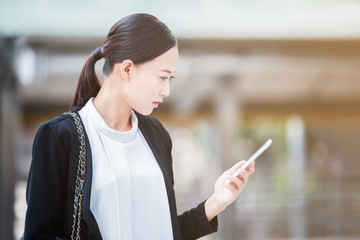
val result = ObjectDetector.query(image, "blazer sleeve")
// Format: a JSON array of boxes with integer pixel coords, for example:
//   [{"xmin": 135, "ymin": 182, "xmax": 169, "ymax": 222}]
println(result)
[
  {"xmin": 160, "ymin": 122, "xmax": 218, "ymax": 239},
  {"xmin": 23, "ymin": 121, "xmax": 70, "ymax": 239},
  {"xmin": 178, "ymin": 201, "xmax": 218, "ymax": 240}
]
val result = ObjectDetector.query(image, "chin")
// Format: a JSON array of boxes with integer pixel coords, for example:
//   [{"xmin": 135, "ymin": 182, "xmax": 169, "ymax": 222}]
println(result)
[{"xmin": 135, "ymin": 108, "xmax": 153, "ymax": 116}]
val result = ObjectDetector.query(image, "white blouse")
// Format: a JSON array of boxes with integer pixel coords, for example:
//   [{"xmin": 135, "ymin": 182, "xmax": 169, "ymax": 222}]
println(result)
[{"xmin": 79, "ymin": 98, "xmax": 173, "ymax": 240}]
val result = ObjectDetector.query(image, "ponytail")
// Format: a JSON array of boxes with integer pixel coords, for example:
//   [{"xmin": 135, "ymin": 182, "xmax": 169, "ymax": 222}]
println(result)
[{"xmin": 70, "ymin": 47, "xmax": 103, "ymax": 110}]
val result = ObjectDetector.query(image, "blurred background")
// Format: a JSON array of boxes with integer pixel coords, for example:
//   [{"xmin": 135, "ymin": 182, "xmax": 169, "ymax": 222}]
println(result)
[{"xmin": 1, "ymin": 0, "xmax": 360, "ymax": 239}]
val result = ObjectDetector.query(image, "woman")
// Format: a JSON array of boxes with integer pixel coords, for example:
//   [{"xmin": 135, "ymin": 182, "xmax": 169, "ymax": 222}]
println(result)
[{"xmin": 23, "ymin": 13, "xmax": 255, "ymax": 240}]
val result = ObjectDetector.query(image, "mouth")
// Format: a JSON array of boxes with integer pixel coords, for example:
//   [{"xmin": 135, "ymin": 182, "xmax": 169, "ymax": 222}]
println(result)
[
  {"xmin": 153, "ymin": 99, "xmax": 163, "ymax": 108},
  {"xmin": 153, "ymin": 102, "xmax": 160, "ymax": 108}
]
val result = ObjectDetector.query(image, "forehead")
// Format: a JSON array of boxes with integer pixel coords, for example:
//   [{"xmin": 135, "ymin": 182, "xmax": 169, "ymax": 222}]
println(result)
[{"xmin": 137, "ymin": 46, "xmax": 178, "ymax": 73}]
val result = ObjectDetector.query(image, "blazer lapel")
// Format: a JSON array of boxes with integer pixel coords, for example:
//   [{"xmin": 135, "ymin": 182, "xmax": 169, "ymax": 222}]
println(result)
[{"xmin": 137, "ymin": 118, "xmax": 171, "ymax": 183}]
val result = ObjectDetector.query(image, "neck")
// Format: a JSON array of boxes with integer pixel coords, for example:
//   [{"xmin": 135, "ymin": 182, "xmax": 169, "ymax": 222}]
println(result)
[{"xmin": 93, "ymin": 76, "xmax": 132, "ymax": 132}]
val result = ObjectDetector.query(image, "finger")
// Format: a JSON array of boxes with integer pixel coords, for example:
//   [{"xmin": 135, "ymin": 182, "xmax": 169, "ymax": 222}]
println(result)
[
  {"xmin": 225, "ymin": 175, "xmax": 243, "ymax": 190},
  {"xmin": 247, "ymin": 161, "xmax": 255, "ymax": 173},
  {"xmin": 235, "ymin": 172, "xmax": 246, "ymax": 183},
  {"xmin": 224, "ymin": 169, "xmax": 243, "ymax": 185},
  {"xmin": 223, "ymin": 160, "xmax": 250, "ymax": 185},
  {"xmin": 226, "ymin": 168, "xmax": 247, "ymax": 185},
  {"xmin": 227, "ymin": 160, "xmax": 246, "ymax": 176},
  {"xmin": 236, "ymin": 168, "xmax": 250, "ymax": 184}
]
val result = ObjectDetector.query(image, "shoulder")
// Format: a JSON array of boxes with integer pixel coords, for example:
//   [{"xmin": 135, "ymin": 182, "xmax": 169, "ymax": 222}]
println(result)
[
  {"xmin": 34, "ymin": 113, "xmax": 79, "ymax": 149},
  {"xmin": 37, "ymin": 113, "xmax": 75, "ymax": 135},
  {"xmin": 30, "ymin": 113, "xmax": 79, "ymax": 179}
]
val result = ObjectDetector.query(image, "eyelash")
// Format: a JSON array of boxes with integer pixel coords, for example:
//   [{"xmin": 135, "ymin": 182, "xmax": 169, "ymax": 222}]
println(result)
[{"xmin": 160, "ymin": 76, "xmax": 175, "ymax": 81}]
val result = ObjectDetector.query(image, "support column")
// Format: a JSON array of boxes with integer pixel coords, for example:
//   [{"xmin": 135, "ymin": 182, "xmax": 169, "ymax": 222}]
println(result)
[
  {"xmin": 0, "ymin": 37, "xmax": 18, "ymax": 240},
  {"xmin": 215, "ymin": 75, "xmax": 241, "ymax": 240},
  {"xmin": 286, "ymin": 115, "xmax": 306, "ymax": 239}
]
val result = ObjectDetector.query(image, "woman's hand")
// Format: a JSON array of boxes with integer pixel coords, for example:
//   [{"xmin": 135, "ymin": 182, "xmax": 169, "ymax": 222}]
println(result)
[{"xmin": 204, "ymin": 160, "xmax": 255, "ymax": 221}]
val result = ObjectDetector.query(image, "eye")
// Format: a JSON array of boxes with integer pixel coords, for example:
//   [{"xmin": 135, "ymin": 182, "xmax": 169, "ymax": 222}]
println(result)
[{"xmin": 160, "ymin": 76, "xmax": 175, "ymax": 81}]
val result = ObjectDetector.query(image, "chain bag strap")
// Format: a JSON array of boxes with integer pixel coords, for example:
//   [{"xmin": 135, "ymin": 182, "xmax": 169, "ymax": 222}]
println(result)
[{"xmin": 69, "ymin": 112, "xmax": 87, "ymax": 240}]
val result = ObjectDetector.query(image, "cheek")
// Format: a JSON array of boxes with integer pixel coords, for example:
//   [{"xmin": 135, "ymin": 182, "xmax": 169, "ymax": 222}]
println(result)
[
  {"xmin": 130, "ymin": 73, "xmax": 162, "ymax": 97},
  {"xmin": 130, "ymin": 84, "xmax": 152, "ymax": 105},
  {"xmin": 139, "ymin": 78, "xmax": 161, "ymax": 94}
]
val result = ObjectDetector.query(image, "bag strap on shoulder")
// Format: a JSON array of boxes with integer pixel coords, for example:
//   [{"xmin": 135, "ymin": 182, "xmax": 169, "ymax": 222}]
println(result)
[{"xmin": 68, "ymin": 112, "xmax": 87, "ymax": 240}]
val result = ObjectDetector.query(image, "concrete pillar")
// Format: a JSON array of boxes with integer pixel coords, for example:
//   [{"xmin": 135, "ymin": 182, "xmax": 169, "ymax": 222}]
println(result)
[
  {"xmin": 286, "ymin": 115, "xmax": 306, "ymax": 239},
  {"xmin": 0, "ymin": 37, "xmax": 18, "ymax": 240},
  {"xmin": 215, "ymin": 75, "xmax": 241, "ymax": 240}
]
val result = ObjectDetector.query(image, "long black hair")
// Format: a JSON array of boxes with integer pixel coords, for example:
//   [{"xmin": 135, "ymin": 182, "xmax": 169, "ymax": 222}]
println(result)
[{"xmin": 70, "ymin": 13, "xmax": 177, "ymax": 109}]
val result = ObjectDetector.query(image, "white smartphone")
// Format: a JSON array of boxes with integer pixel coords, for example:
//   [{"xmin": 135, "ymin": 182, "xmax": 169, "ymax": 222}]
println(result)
[{"xmin": 226, "ymin": 139, "xmax": 272, "ymax": 184}]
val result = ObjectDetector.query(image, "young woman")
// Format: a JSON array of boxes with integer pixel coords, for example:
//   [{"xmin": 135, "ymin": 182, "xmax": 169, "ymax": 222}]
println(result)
[{"xmin": 23, "ymin": 13, "xmax": 255, "ymax": 240}]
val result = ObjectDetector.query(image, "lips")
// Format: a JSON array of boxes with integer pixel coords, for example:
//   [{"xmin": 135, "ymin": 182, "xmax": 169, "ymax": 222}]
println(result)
[{"xmin": 153, "ymin": 100, "xmax": 163, "ymax": 108}]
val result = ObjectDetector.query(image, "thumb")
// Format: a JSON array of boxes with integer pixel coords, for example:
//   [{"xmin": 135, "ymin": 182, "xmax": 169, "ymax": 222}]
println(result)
[{"xmin": 228, "ymin": 160, "xmax": 246, "ymax": 175}]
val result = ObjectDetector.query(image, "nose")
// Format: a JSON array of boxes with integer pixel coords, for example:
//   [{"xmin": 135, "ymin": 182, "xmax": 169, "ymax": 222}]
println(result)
[{"xmin": 160, "ymin": 79, "xmax": 170, "ymax": 97}]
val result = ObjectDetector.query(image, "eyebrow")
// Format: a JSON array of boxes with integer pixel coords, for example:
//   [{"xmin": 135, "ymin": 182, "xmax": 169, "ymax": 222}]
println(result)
[{"xmin": 160, "ymin": 70, "xmax": 176, "ymax": 74}]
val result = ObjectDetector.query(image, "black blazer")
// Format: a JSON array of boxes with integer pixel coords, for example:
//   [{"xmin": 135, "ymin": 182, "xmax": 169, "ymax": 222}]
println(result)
[{"xmin": 23, "ymin": 109, "xmax": 217, "ymax": 240}]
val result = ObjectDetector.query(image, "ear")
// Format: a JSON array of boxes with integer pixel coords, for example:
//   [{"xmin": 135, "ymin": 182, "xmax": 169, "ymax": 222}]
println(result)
[{"xmin": 120, "ymin": 60, "xmax": 134, "ymax": 81}]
